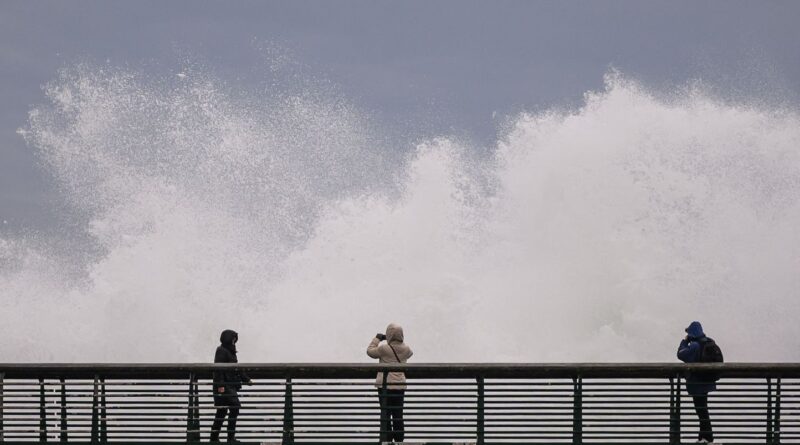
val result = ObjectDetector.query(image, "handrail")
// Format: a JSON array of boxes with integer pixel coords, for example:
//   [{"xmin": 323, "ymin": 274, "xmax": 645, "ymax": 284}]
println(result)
[{"xmin": 0, "ymin": 362, "xmax": 799, "ymax": 379}]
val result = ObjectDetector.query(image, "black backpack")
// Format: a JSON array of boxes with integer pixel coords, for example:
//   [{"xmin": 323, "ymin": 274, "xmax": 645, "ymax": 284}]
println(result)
[
  {"xmin": 699, "ymin": 338, "xmax": 724, "ymax": 363},
  {"xmin": 694, "ymin": 338, "xmax": 723, "ymax": 384}
]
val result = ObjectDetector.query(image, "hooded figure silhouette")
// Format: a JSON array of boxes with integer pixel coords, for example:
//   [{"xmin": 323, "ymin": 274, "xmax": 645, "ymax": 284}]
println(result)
[
  {"xmin": 211, "ymin": 329, "xmax": 250, "ymax": 442},
  {"xmin": 678, "ymin": 321, "xmax": 716, "ymax": 443}
]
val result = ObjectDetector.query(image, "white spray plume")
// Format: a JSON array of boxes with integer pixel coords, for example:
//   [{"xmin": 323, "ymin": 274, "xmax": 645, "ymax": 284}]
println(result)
[{"xmin": 3, "ymin": 66, "xmax": 799, "ymax": 363}]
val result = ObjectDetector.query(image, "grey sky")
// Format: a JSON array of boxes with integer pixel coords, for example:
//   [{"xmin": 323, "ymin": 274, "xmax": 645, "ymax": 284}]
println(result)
[{"xmin": 2, "ymin": 1, "xmax": 799, "ymax": 232}]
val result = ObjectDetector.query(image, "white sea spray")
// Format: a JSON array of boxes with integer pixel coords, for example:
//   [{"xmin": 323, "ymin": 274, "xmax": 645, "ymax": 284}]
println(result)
[{"xmin": 3, "ymin": 66, "xmax": 799, "ymax": 363}]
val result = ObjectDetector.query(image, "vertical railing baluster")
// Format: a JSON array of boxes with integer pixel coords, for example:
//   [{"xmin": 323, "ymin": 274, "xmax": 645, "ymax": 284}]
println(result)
[
  {"xmin": 572, "ymin": 376, "xmax": 582, "ymax": 445},
  {"xmin": 676, "ymin": 375, "xmax": 681, "ymax": 442},
  {"xmin": 379, "ymin": 371, "xmax": 388, "ymax": 443},
  {"xmin": 476, "ymin": 376, "xmax": 485, "ymax": 445},
  {"xmin": 39, "ymin": 378, "xmax": 47, "ymax": 442},
  {"xmin": 59, "ymin": 378, "xmax": 67, "ymax": 443},
  {"xmin": 186, "ymin": 373, "xmax": 193, "ymax": 442},
  {"xmin": 194, "ymin": 373, "xmax": 201, "ymax": 442},
  {"xmin": 186, "ymin": 373, "xmax": 200, "ymax": 442},
  {"xmin": 282, "ymin": 378, "xmax": 294, "ymax": 445},
  {"xmin": 1, "ymin": 372, "xmax": 4, "ymax": 443},
  {"xmin": 91, "ymin": 375, "xmax": 99, "ymax": 443},
  {"xmin": 669, "ymin": 377, "xmax": 677, "ymax": 445},
  {"xmin": 195, "ymin": 374, "xmax": 202, "ymax": 443},
  {"xmin": 669, "ymin": 375, "xmax": 682, "ymax": 445},
  {"xmin": 775, "ymin": 378, "xmax": 782, "ymax": 445},
  {"xmin": 100, "ymin": 378, "xmax": 107, "ymax": 443},
  {"xmin": 767, "ymin": 378, "xmax": 774, "ymax": 445},
  {"xmin": 195, "ymin": 373, "xmax": 201, "ymax": 442}
]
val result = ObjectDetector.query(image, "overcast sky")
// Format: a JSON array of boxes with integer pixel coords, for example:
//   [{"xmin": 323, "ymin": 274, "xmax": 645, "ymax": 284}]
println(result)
[{"xmin": 2, "ymin": 1, "xmax": 799, "ymax": 232}]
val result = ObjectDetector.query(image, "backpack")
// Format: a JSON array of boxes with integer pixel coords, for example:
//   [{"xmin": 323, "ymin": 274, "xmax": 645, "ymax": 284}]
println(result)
[
  {"xmin": 699, "ymin": 338, "xmax": 724, "ymax": 363},
  {"xmin": 694, "ymin": 338, "xmax": 723, "ymax": 384}
]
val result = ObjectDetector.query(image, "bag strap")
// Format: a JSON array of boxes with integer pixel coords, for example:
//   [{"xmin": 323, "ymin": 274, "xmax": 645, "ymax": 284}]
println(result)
[{"xmin": 388, "ymin": 344, "xmax": 402, "ymax": 363}]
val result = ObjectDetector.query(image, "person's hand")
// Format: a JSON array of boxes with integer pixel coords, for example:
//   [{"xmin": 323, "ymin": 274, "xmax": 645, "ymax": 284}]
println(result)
[
  {"xmin": 376, "ymin": 333, "xmax": 387, "ymax": 341},
  {"xmin": 217, "ymin": 386, "xmax": 225, "ymax": 393}
]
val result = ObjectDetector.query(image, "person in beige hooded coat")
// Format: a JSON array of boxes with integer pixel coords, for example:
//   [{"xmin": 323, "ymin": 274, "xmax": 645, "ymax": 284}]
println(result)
[{"xmin": 367, "ymin": 323, "xmax": 413, "ymax": 443}]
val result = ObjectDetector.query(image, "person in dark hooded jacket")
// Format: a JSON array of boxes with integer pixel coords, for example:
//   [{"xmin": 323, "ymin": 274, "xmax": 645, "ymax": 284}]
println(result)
[
  {"xmin": 677, "ymin": 321, "xmax": 716, "ymax": 443},
  {"xmin": 210, "ymin": 329, "xmax": 251, "ymax": 442}
]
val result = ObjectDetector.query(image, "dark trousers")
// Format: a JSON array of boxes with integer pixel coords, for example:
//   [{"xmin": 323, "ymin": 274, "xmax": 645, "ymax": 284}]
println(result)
[
  {"xmin": 378, "ymin": 389, "xmax": 405, "ymax": 442},
  {"xmin": 211, "ymin": 388, "xmax": 241, "ymax": 442},
  {"xmin": 692, "ymin": 394, "xmax": 713, "ymax": 442}
]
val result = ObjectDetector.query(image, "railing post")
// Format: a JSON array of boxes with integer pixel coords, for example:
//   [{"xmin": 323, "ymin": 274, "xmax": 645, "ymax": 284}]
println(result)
[
  {"xmin": 100, "ymin": 378, "xmax": 107, "ymax": 443},
  {"xmin": 768, "ymin": 377, "xmax": 782, "ymax": 445},
  {"xmin": 195, "ymin": 373, "xmax": 202, "ymax": 442},
  {"xmin": 669, "ymin": 376, "xmax": 682, "ymax": 445},
  {"xmin": 379, "ymin": 371, "xmax": 388, "ymax": 443},
  {"xmin": 282, "ymin": 378, "xmax": 294, "ymax": 445},
  {"xmin": 1, "ymin": 372, "xmax": 4, "ymax": 443},
  {"xmin": 91, "ymin": 375, "xmax": 99, "ymax": 443},
  {"xmin": 185, "ymin": 373, "xmax": 192, "ymax": 442},
  {"xmin": 60, "ymin": 378, "xmax": 68, "ymax": 443},
  {"xmin": 669, "ymin": 377, "xmax": 675, "ymax": 445},
  {"xmin": 39, "ymin": 378, "xmax": 47, "ymax": 442},
  {"xmin": 774, "ymin": 378, "xmax": 782, "ymax": 445},
  {"xmin": 572, "ymin": 375, "xmax": 582, "ymax": 445},
  {"xmin": 676, "ymin": 375, "xmax": 682, "ymax": 443},
  {"xmin": 476, "ymin": 376, "xmax": 485, "ymax": 445},
  {"xmin": 767, "ymin": 378, "xmax": 774, "ymax": 445},
  {"xmin": 186, "ymin": 373, "xmax": 200, "ymax": 442}
]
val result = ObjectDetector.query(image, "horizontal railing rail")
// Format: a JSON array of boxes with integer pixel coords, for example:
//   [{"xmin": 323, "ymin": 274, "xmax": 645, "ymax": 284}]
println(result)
[
  {"xmin": 2, "ymin": 363, "xmax": 800, "ymax": 379},
  {"xmin": 0, "ymin": 363, "xmax": 797, "ymax": 444}
]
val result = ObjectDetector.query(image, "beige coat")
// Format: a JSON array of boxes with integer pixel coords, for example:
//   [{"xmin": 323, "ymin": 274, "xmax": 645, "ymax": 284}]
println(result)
[{"xmin": 367, "ymin": 323, "xmax": 413, "ymax": 390}]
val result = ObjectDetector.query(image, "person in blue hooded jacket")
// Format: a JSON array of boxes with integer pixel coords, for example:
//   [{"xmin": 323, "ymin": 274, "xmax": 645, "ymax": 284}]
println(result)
[{"xmin": 677, "ymin": 321, "xmax": 716, "ymax": 443}]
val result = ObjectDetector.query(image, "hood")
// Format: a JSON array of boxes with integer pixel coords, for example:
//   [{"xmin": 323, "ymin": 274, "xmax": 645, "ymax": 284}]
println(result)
[
  {"xmin": 386, "ymin": 323, "xmax": 404, "ymax": 344},
  {"xmin": 220, "ymin": 329, "xmax": 238, "ymax": 353},
  {"xmin": 685, "ymin": 321, "xmax": 705, "ymax": 339}
]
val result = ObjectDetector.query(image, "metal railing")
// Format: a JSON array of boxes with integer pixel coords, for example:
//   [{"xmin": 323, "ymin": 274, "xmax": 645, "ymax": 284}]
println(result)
[{"xmin": 0, "ymin": 363, "xmax": 798, "ymax": 443}]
